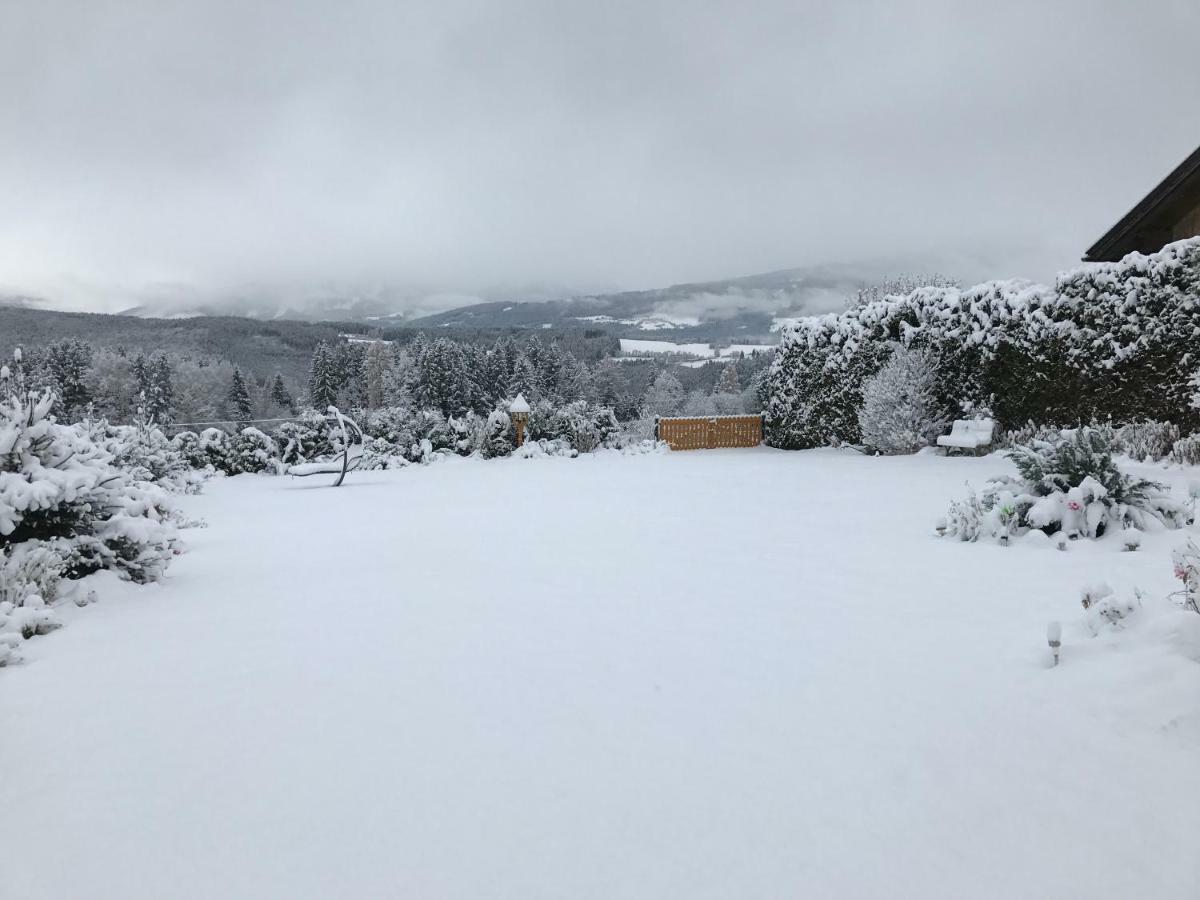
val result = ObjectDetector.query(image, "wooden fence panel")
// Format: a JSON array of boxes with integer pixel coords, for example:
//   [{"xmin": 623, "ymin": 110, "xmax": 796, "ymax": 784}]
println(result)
[{"xmin": 657, "ymin": 415, "xmax": 763, "ymax": 451}]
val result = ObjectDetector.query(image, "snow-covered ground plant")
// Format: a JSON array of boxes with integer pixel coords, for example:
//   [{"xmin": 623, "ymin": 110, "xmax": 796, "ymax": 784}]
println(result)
[
  {"xmin": 857, "ymin": 343, "xmax": 946, "ymax": 454},
  {"xmin": 1115, "ymin": 420, "xmax": 1180, "ymax": 462},
  {"xmin": 0, "ymin": 390, "xmax": 181, "ymax": 636},
  {"xmin": 943, "ymin": 427, "xmax": 1184, "ymax": 543},
  {"xmin": 1079, "ymin": 582, "xmax": 1142, "ymax": 633}
]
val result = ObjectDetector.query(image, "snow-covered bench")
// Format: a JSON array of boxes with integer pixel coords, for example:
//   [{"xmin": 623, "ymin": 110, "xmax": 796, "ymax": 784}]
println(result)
[{"xmin": 936, "ymin": 418, "xmax": 995, "ymax": 455}]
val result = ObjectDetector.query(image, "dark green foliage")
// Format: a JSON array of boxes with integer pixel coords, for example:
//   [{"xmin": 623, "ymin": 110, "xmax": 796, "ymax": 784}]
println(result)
[{"xmin": 1006, "ymin": 427, "xmax": 1164, "ymax": 507}]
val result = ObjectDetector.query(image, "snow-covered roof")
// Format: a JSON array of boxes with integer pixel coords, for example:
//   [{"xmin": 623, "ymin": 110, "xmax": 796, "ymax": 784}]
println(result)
[{"xmin": 509, "ymin": 393, "xmax": 530, "ymax": 414}]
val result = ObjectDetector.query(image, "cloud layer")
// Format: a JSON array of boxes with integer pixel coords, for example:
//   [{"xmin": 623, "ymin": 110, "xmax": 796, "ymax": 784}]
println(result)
[{"xmin": 2, "ymin": 0, "xmax": 1198, "ymax": 310}]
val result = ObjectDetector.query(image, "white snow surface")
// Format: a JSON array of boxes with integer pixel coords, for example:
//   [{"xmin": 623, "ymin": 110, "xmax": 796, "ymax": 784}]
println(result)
[
  {"xmin": 4, "ymin": 449, "xmax": 1200, "ymax": 899},
  {"xmin": 619, "ymin": 338, "xmax": 716, "ymax": 357}
]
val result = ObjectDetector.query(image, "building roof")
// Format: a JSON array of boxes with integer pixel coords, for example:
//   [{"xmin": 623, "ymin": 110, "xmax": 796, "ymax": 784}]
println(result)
[{"xmin": 1084, "ymin": 143, "xmax": 1200, "ymax": 262}]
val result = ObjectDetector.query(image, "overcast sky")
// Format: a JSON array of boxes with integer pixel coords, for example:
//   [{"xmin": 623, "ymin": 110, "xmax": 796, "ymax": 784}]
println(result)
[{"xmin": 2, "ymin": 0, "xmax": 1199, "ymax": 312}]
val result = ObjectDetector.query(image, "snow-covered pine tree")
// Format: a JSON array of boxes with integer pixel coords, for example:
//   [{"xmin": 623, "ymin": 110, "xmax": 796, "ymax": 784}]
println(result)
[
  {"xmin": 716, "ymin": 362, "xmax": 740, "ymax": 395},
  {"xmin": 857, "ymin": 344, "xmax": 947, "ymax": 454},
  {"xmin": 146, "ymin": 355, "xmax": 174, "ymax": 423},
  {"xmin": 269, "ymin": 373, "xmax": 294, "ymax": 413},
  {"xmin": 309, "ymin": 341, "xmax": 337, "ymax": 409},
  {"xmin": 226, "ymin": 368, "xmax": 254, "ymax": 424},
  {"xmin": 507, "ymin": 354, "xmax": 540, "ymax": 402},
  {"xmin": 413, "ymin": 338, "xmax": 472, "ymax": 417},
  {"xmin": 642, "ymin": 370, "xmax": 685, "ymax": 418},
  {"xmin": 0, "ymin": 389, "xmax": 180, "ymax": 586},
  {"xmin": 34, "ymin": 340, "xmax": 94, "ymax": 420}
]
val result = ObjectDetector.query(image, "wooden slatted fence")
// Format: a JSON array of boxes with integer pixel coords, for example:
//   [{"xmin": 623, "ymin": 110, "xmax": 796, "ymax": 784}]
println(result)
[{"xmin": 657, "ymin": 415, "xmax": 763, "ymax": 450}]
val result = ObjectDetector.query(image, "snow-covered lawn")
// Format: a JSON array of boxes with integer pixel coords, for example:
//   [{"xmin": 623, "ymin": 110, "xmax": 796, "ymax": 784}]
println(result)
[{"xmin": 5, "ymin": 449, "xmax": 1200, "ymax": 899}]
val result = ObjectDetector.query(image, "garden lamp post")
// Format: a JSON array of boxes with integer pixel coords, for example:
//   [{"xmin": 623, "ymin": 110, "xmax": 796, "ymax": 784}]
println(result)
[
  {"xmin": 509, "ymin": 393, "xmax": 530, "ymax": 447},
  {"xmin": 1046, "ymin": 621, "xmax": 1062, "ymax": 666}
]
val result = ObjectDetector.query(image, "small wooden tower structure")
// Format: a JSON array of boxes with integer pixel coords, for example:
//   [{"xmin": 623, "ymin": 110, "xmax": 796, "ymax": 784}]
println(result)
[{"xmin": 509, "ymin": 393, "xmax": 530, "ymax": 447}]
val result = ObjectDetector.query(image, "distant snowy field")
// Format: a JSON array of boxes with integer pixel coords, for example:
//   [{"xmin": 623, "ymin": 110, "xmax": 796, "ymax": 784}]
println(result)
[
  {"xmin": 618, "ymin": 338, "xmax": 773, "ymax": 358},
  {"xmin": 4, "ymin": 449, "xmax": 1200, "ymax": 899}
]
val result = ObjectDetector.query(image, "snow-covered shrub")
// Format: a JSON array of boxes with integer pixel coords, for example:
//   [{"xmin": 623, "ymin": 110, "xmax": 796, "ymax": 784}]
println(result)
[
  {"xmin": 1115, "ymin": 421, "xmax": 1179, "ymax": 462},
  {"xmin": 943, "ymin": 427, "xmax": 1184, "ymax": 543},
  {"xmin": 101, "ymin": 419, "xmax": 204, "ymax": 493},
  {"xmin": 0, "ymin": 390, "xmax": 181, "ymax": 586},
  {"xmin": 273, "ymin": 410, "xmax": 332, "ymax": 466},
  {"xmin": 858, "ymin": 344, "xmax": 946, "ymax": 454},
  {"xmin": 226, "ymin": 428, "xmax": 279, "ymax": 475},
  {"xmin": 1171, "ymin": 540, "xmax": 1200, "ymax": 614},
  {"xmin": 480, "ymin": 409, "xmax": 514, "ymax": 459},
  {"xmin": 1080, "ymin": 582, "xmax": 1141, "ymax": 633},
  {"xmin": 1171, "ymin": 434, "xmax": 1200, "ymax": 466},
  {"xmin": 526, "ymin": 400, "xmax": 618, "ymax": 453},
  {"xmin": 359, "ymin": 436, "xmax": 410, "ymax": 471},
  {"xmin": 514, "ymin": 438, "xmax": 578, "ymax": 459}
]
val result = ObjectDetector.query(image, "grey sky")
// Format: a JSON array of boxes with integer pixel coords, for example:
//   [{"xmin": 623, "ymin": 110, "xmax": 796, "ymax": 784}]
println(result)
[{"xmin": 2, "ymin": 0, "xmax": 1199, "ymax": 312}]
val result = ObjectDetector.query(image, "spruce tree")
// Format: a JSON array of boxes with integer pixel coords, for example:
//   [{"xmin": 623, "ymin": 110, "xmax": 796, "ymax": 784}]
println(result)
[
  {"xmin": 309, "ymin": 341, "xmax": 337, "ymax": 409},
  {"xmin": 716, "ymin": 362, "xmax": 741, "ymax": 395},
  {"xmin": 226, "ymin": 368, "xmax": 254, "ymax": 424},
  {"xmin": 146, "ymin": 355, "xmax": 174, "ymax": 422},
  {"xmin": 270, "ymin": 373, "xmax": 294, "ymax": 413}
]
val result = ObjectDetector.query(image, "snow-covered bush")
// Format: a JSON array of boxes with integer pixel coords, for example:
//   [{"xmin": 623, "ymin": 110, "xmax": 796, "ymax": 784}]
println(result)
[
  {"xmin": 273, "ymin": 410, "xmax": 333, "ymax": 466},
  {"xmin": 1115, "ymin": 421, "xmax": 1179, "ymax": 462},
  {"xmin": 1172, "ymin": 540, "xmax": 1200, "ymax": 614},
  {"xmin": 0, "ymin": 390, "xmax": 181, "ymax": 588},
  {"xmin": 526, "ymin": 400, "xmax": 618, "ymax": 453},
  {"xmin": 514, "ymin": 437, "xmax": 578, "ymax": 459},
  {"xmin": 942, "ymin": 428, "xmax": 1184, "ymax": 543},
  {"xmin": 359, "ymin": 436, "xmax": 410, "ymax": 471},
  {"xmin": 226, "ymin": 428, "xmax": 279, "ymax": 474},
  {"xmin": 858, "ymin": 344, "xmax": 946, "ymax": 454},
  {"xmin": 480, "ymin": 409, "xmax": 514, "ymax": 459},
  {"xmin": 1080, "ymin": 582, "xmax": 1142, "ymax": 632},
  {"xmin": 1171, "ymin": 434, "xmax": 1200, "ymax": 466},
  {"xmin": 99, "ymin": 419, "xmax": 204, "ymax": 493}
]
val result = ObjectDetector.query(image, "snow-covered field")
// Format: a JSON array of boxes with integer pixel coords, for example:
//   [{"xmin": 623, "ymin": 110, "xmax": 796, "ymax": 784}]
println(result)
[
  {"xmin": 618, "ymin": 338, "xmax": 774, "ymax": 359},
  {"xmin": 5, "ymin": 449, "xmax": 1200, "ymax": 899}
]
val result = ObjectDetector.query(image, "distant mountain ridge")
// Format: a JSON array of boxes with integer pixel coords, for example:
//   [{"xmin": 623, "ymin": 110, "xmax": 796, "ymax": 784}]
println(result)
[{"xmin": 403, "ymin": 263, "xmax": 881, "ymax": 342}]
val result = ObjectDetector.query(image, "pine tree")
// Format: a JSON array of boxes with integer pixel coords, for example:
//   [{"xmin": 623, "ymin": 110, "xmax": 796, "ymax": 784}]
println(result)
[
  {"xmin": 642, "ymin": 370, "xmax": 685, "ymax": 418},
  {"xmin": 716, "ymin": 362, "xmax": 740, "ymax": 395},
  {"xmin": 130, "ymin": 353, "xmax": 150, "ymax": 400},
  {"xmin": 35, "ymin": 340, "xmax": 94, "ymax": 419},
  {"xmin": 146, "ymin": 356, "xmax": 174, "ymax": 422},
  {"xmin": 413, "ymin": 338, "xmax": 472, "ymax": 417},
  {"xmin": 270, "ymin": 373, "xmax": 294, "ymax": 413},
  {"xmin": 857, "ymin": 344, "xmax": 946, "ymax": 454},
  {"xmin": 226, "ymin": 368, "xmax": 254, "ymax": 424},
  {"xmin": 309, "ymin": 341, "xmax": 337, "ymax": 409}
]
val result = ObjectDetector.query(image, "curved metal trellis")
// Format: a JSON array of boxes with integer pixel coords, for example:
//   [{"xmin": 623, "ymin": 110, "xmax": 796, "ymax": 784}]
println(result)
[{"xmin": 285, "ymin": 406, "xmax": 364, "ymax": 487}]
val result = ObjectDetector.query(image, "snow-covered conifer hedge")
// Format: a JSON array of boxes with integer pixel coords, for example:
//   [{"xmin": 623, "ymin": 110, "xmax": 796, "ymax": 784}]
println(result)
[{"xmin": 765, "ymin": 238, "xmax": 1200, "ymax": 448}]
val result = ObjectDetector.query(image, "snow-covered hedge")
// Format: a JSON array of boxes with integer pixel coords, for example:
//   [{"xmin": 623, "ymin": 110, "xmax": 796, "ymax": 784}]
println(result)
[
  {"xmin": 942, "ymin": 428, "xmax": 1183, "ymax": 544},
  {"xmin": 765, "ymin": 238, "xmax": 1200, "ymax": 448}
]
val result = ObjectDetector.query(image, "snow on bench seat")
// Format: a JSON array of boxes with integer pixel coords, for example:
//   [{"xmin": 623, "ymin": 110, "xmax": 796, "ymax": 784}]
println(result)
[{"xmin": 937, "ymin": 418, "xmax": 995, "ymax": 450}]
